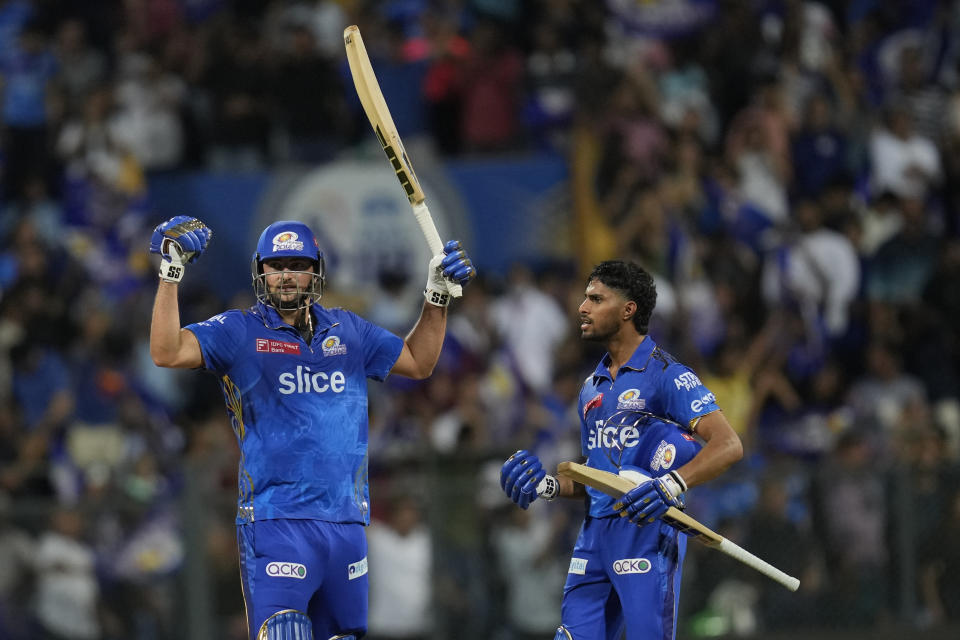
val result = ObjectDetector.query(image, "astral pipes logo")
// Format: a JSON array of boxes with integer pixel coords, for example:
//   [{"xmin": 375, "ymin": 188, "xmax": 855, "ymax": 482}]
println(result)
[{"xmin": 266, "ymin": 561, "xmax": 307, "ymax": 579}]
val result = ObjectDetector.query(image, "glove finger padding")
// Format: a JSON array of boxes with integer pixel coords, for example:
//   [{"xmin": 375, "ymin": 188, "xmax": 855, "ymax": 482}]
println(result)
[
  {"xmin": 150, "ymin": 216, "xmax": 212, "ymax": 282},
  {"xmin": 615, "ymin": 475, "xmax": 685, "ymax": 526},
  {"xmin": 500, "ymin": 450, "xmax": 545, "ymax": 508}
]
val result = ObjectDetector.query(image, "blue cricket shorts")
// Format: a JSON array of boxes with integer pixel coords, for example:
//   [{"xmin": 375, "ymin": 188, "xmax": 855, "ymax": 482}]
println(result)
[
  {"xmin": 238, "ymin": 518, "xmax": 368, "ymax": 639},
  {"xmin": 560, "ymin": 515, "xmax": 688, "ymax": 640}
]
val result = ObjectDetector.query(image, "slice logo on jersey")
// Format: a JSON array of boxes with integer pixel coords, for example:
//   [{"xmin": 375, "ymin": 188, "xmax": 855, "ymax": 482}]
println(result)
[
  {"xmin": 568, "ymin": 557, "xmax": 588, "ymax": 575},
  {"xmin": 582, "ymin": 393, "xmax": 604, "ymax": 419},
  {"xmin": 321, "ymin": 335, "xmax": 348, "ymax": 356},
  {"xmin": 690, "ymin": 392, "xmax": 716, "ymax": 413},
  {"xmin": 674, "ymin": 372, "xmax": 702, "ymax": 391},
  {"xmin": 617, "ymin": 389, "xmax": 645, "ymax": 410},
  {"xmin": 278, "ymin": 366, "xmax": 346, "ymax": 394},
  {"xmin": 348, "ymin": 556, "xmax": 368, "ymax": 580},
  {"xmin": 272, "ymin": 231, "xmax": 304, "ymax": 252},
  {"xmin": 651, "ymin": 440, "xmax": 677, "ymax": 471},
  {"xmin": 612, "ymin": 558, "xmax": 651, "ymax": 575},
  {"xmin": 266, "ymin": 561, "xmax": 307, "ymax": 579},
  {"xmin": 256, "ymin": 338, "xmax": 301, "ymax": 355}
]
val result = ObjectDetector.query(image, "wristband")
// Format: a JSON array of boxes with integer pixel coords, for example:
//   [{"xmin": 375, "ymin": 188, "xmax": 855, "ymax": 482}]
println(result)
[
  {"xmin": 159, "ymin": 260, "xmax": 185, "ymax": 283},
  {"xmin": 536, "ymin": 474, "xmax": 559, "ymax": 501}
]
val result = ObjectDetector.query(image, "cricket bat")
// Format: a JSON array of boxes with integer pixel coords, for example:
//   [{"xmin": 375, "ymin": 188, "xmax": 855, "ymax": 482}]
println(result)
[
  {"xmin": 557, "ymin": 461, "xmax": 800, "ymax": 592},
  {"xmin": 343, "ymin": 25, "xmax": 461, "ymax": 298}
]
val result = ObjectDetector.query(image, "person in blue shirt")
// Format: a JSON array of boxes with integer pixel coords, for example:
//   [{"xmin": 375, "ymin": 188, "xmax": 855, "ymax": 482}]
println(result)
[
  {"xmin": 500, "ymin": 260, "xmax": 742, "ymax": 640},
  {"xmin": 148, "ymin": 216, "xmax": 474, "ymax": 640}
]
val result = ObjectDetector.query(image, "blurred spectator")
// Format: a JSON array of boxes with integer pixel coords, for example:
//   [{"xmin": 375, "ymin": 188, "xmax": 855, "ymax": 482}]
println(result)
[
  {"xmin": 272, "ymin": 23, "xmax": 349, "ymax": 163},
  {"xmin": 422, "ymin": 12, "xmax": 470, "ymax": 155},
  {"xmin": 490, "ymin": 506, "xmax": 566, "ymax": 640},
  {"xmin": 32, "ymin": 506, "xmax": 101, "ymax": 640},
  {"xmin": 489, "ymin": 264, "xmax": 568, "ymax": 395},
  {"xmin": 866, "ymin": 195, "xmax": 939, "ymax": 304},
  {"xmin": 367, "ymin": 495, "xmax": 433, "ymax": 640},
  {"xmin": 0, "ymin": 492, "xmax": 34, "ymax": 639},
  {"xmin": 743, "ymin": 474, "xmax": 823, "ymax": 631},
  {"xmin": 204, "ymin": 22, "xmax": 271, "ymax": 171},
  {"xmin": 920, "ymin": 486, "xmax": 960, "ymax": 625},
  {"xmin": 847, "ymin": 339, "xmax": 926, "ymax": 441},
  {"xmin": 111, "ymin": 51, "xmax": 187, "ymax": 171},
  {"xmin": 812, "ymin": 430, "xmax": 889, "ymax": 628},
  {"xmin": 868, "ymin": 102, "xmax": 941, "ymax": 201},
  {"xmin": 53, "ymin": 18, "xmax": 106, "ymax": 118},
  {"xmin": 791, "ymin": 91, "xmax": 850, "ymax": 199},
  {"xmin": 888, "ymin": 42, "xmax": 948, "ymax": 141},
  {"xmin": 761, "ymin": 198, "xmax": 860, "ymax": 338},
  {"xmin": 459, "ymin": 18, "xmax": 524, "ymax": 152},
  {"xmin": 522, "ymin": 22, "xmax": 576, "ymax": 151},
  {"xmin": 725, "ymin": 79, "xmax": 793, "ymax": 225},
  {"xmin": 0, "ymin": 20, "xmax": 60, "ymax": 201}
]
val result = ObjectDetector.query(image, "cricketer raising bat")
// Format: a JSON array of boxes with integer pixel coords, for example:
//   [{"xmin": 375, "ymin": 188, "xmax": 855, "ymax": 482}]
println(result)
[
  {"xmin": 557, "ymin": 462, "xmax": 800, "ymax": 592},
  {"xmin": 343, "ymin": 25, "xmax": 462, "ymax": 298}
]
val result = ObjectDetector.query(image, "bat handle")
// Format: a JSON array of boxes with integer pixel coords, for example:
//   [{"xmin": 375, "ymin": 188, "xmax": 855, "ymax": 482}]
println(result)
[
  {"xmin": 716, "ymin": 538, "xmax": 800, "ymax": 592},
  {"xmin": 412, "ymin": 201, "xmax": 462, "ymax": 298}
]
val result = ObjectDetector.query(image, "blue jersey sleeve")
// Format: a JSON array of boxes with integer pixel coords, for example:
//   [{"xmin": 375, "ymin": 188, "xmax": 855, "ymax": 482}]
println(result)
[
  {"xmin": 658, "ymin": 364, "xmax": 720, "ymax": 430},
  {"xmin": 184, "ymin": 310, "xmax": 247, "ymax": 374},
  {"xmin": 346, "ymin": 311, "xmax": 404, "ymax": 381}
]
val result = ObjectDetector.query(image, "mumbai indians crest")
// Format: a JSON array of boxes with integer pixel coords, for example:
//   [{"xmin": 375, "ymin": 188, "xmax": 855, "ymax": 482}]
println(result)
[
  {"xmin": 272, "ymin": 231, "xmax": 304, "ymax": 252},
  {"xmin": 322, "ymin": 335, "xmax": 348, "ymax": 356},
  {"xmin": 617, "ymin": 389, "xmax": 646, "ymax": 410}
]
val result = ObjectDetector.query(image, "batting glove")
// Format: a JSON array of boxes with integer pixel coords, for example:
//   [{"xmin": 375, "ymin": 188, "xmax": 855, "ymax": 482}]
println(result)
[
  {"xmin": 424, "ymin": 240, "xmax": 476, "ymax": 306},
  {"xmin": 500, "ymin": 449, "xmax": 559, "ymax": 509},
  {"xmin": 614, "ymin": 470, "xmax": 687, "ymax": 526},
  {"xmin": 149, "ymin": 216, "xmax": 212, "ymax": 283}
]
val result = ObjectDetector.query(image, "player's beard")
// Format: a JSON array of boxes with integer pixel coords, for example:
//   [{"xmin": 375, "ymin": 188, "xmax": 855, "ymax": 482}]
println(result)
[
  {"xmin": 581, "ymin": 316, "xmax": 618, "ymax": 343},
  {"xmin": 268, "ymin": 278, "xmax": 311, "ymax": 310}
]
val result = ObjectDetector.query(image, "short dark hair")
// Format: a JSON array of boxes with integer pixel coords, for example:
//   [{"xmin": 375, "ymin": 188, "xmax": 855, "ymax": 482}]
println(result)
[{"xmin": 587, "ymin": 260, "xmax": 657, "ymax": 334}]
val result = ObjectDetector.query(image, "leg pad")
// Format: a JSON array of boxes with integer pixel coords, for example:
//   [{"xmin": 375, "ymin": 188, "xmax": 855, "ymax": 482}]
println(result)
[{"xmin": 257, "ymin": 609, "xmax": 313, "ymax": 640}]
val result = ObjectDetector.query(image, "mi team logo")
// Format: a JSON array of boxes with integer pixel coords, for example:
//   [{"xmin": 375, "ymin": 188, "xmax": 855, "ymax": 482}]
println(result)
[
  {"xmin": 272, "ymin": 231, "xmax": 304, "ymax": 252},
  {"xmin": 651, "ymin": 440, "xmax": 677, "ymax": 471},
  {"xmin": 322, "ymin": 335, "xmax": 348, "ymax": 356},
  {"xmin": 617, "ymin": 389, "xmax": 645, "ymax": 410},
  {"xmin": 266, "ymin": 562, "xmax": 307, "ymax": 579}
]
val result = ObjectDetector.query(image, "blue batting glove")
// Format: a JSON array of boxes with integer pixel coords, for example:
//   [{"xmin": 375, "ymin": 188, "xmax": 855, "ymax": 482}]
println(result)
[
  {"xmin": 149, "ymin": 215, "xmax": 212, "ymax": 264},
  {"xmin": 440, "ymin": 240, "xmax": 476, "ymax": 287},
  {"xmin": 500, "ymin": 450, "xmax": 547, "ymax": 509},
  {"xmin": 615, "ymin": 470, "xmax": 687, "ymax": 526}
]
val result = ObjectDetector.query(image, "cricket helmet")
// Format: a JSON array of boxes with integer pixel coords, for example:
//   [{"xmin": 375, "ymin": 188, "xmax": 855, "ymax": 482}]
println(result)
[{"xmin": 251, "ymin": 220, "xmax": 326, "ymax": 310}]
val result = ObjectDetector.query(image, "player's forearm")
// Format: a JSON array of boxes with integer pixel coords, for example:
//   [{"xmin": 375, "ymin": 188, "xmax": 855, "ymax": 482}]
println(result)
[
  {"xmin": 677, "ymin": 412, "xmax": 743, "ymax": 489},
  {"xmin": 557, "ymin": 475, "xmax": 587, "ymax": 499},
  {"xmin": 401, "ymin": 301, "xmax": 448, "ymax": 378},
  {"xmin": 150, "ymin": 281, "xmax": 185, "ymax": 367}
]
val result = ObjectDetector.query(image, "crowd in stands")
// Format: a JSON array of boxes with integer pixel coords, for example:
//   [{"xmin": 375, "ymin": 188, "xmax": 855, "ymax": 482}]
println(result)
[{"xmin": 1, "ymin": 0, "xmax": 960, "ymax": 638}]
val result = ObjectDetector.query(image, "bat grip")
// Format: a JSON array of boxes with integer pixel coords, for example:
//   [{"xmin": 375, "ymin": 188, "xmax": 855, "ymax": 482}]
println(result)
[
  {"xmin": 412, "ymin": 202, "xmax": 462, "ymax": 298},
  {"xmin": 716, "ymin": 538, "xmax": 800, "ymax": 592}
]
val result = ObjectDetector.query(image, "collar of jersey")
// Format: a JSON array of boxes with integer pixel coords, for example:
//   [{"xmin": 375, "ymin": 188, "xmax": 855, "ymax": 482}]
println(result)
[
  {"xmin": 254, "ymin": 301, "xmax": 338, "ymax": 334},
  {"xmin": 591, "ymin": 335, "xmax": 657, "ymax": 383}
]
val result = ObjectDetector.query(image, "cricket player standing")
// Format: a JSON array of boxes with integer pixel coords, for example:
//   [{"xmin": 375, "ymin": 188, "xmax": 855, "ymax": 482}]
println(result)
[
  {"xmin": 148, "ymin": 216, "xmax": 475, "ymax": 640},
  {"xmin": 500, "ymin": 260, "xmax": 742, "ymax": 640}
]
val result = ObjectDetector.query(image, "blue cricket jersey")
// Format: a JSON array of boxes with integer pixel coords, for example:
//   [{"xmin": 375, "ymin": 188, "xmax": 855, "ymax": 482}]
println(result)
[
  {"xmin": 578, "ymin": 336, "xmax": 718, "ymax": 518},
  {"xmin": 186, "ymin": 301, "xmax": 403, "ymax": 525}
]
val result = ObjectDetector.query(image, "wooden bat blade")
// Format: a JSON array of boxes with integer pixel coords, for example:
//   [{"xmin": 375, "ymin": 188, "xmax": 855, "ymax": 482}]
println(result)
[
  {"xmin": 343, "ymin": 25, "xmax": 427, "ymax": 209},
  {"xmin": 556, "ymin": 462, "xmax": 800, "ymax": 591}
]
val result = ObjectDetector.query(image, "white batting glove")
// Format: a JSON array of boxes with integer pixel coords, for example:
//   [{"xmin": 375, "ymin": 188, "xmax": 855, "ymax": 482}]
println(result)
[
  {"xmin": 424, "ymin": 252, "xmax": 452, "ymax": 307},
  {"xmin": 158, "ymin": 240, "xmax": 189, "ymax": 283}
]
